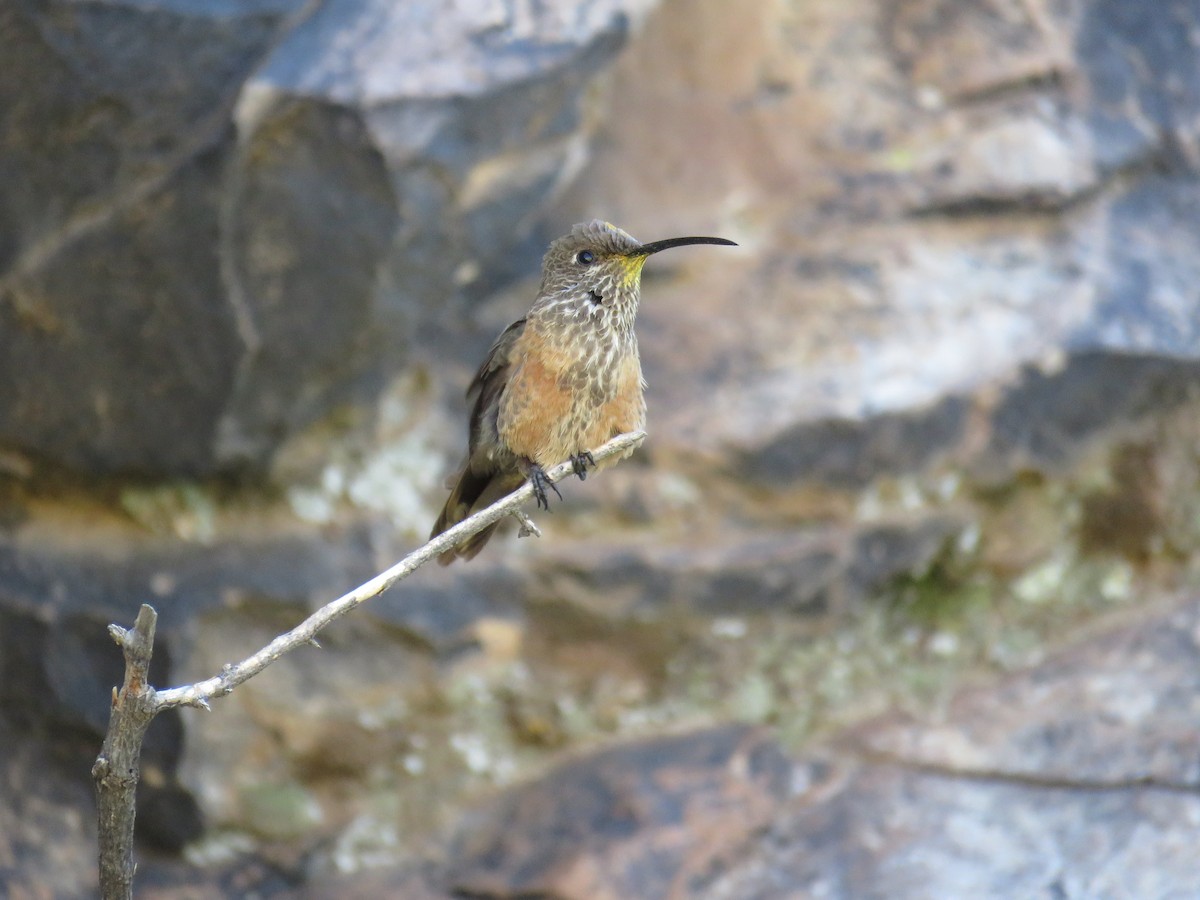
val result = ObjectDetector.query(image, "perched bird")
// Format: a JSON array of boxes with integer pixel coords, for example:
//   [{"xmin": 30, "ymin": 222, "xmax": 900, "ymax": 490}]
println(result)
[{"xmin": 430, "ymin": 220, "xmax": 736, "ymax": 564}]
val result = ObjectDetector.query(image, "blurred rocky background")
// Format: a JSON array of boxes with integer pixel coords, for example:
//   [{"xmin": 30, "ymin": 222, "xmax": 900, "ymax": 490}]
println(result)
[{"xmin": 3, "ymin": 0, "xmax": 1200, "ymax": 896}]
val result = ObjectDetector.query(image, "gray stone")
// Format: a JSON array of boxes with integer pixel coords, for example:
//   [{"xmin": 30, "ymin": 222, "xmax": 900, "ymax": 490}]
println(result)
[
  {"xmin": 972, "ymin": 352, "xmax": 1200, "ymax": 481},
  {"xmin": 737, "ymin": 397, "xmax": 968, "ymax": 489},
  {"xmin": 0, "ymin": 721, "xmax": 100, "ymax": 898},
  {"xmin": 0, "ymin": 139, "xmax": 241, "ymax": 474},
  {"xmin": 449, "ymin": 725, "xmax": 790, "ymax": 899},
  {"xmin": 705, "ymin": 594, "xmax": 1200, "ymax": 900},
  {"xmin": 218, "ymin": 98, "xmax": 397, "ymax": 465},
  {"xmin": 708, "ymin": 764, "xmax": 1200, "ymax": 900},
  {"xmin": 0, "ymin": 0, "xmax": 645, "ymax": 475},
  {"xmin": 0, "ymin": 518, "xmax": 389, "ymax": 889},
  {"xmin": 856, "ymin": 595, "xmax": 1200, "ymax": 787},
  {"xmin": 564, "ymin": 0, "xmax": 1200, "ymax": 498},
  {"xmin": 0, "ymin": 0, "xmax": 300, "ymax": 275},
  {"xmin": 365, "ymin": 564, "xmax": 523, "ymax": 653},
  {"xmin": 510, "ymin": 518, "xmax": 964, "ymax": 621},
  {"xmin": 1080, "ymin": 177, "xmax": 1200, "ymax": 357}
]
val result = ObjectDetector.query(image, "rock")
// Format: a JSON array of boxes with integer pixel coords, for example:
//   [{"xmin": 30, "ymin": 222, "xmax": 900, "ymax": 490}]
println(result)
[
  {"xmin": 0, "ymin": 0, "xmax": 303, "ymax": 476},
  {"xmin": 0, "ymin": 0, "xmax": 647, "ymax": 476},
  {"xmin": 709, "ymin": 760, "xmax": 1200, "ymax": 899},
  {"xmin": 736, "ymin": 397, "xmax": 969, "ymax": 489},
  {"xmin": 0, "ymin": 602, "xmax": 198, "ymax": 843},
  {"xmin": 0, "ymin": 720, "xmax": 99, "ymax": 898},
  {"xmin": 1081, "ymin": 176, "xmax": 1200, "ymax": 357},
  {"xmin": 364, "ymin": 562, "xmax": 524, "ymax": 654},
  {"xmin": 0, "ymin": 518, "xmax": 388, "ymax": 891},
  {"xmin": 705, "ymin": 594, "xmax": 1200, "ymax": 900},
  {"xmin": 887, "ymin": 0, "xmax": 1073, "ymax": 103},
  {"xmin": 970, "ymin": 352, "xmax": 1200, "ymax": 483},
  {"xmin": 299, "ymin": 870, "xmax": 451, "ymax": 900},
  {"xmin": 854, "ymin": 597, "xmax": 1200, "ymax": 786},
  {"xmin": 1, "ymin": 140, "xmax": 242, "ymax": 474},
  {"xmin": 510, "ymin": 517, "xmax": 964, "ymax": 621},
  {"xmin": 0, "ymin": 0, "xmax": 303, "ymax": 275},
  {"xmin": 559, "ymin": 0, "xmax": 1200, "ymax": 492},
  {"xmin": 217, "ymin": 97, "xmax": 398, "ymax": 466},
  {"xmin": 449, "ymin": 725, "xmax": 790, "ymax": 899}
]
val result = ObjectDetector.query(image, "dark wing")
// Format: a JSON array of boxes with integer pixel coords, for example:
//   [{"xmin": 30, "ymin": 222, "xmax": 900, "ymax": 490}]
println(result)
[
  {"xmin": 466, "ymin": 317, "xmax": 526, "ymax": 459},
  {"xmin": 430, "ymin": 318, "xmax": 527, "ymax": 564}
]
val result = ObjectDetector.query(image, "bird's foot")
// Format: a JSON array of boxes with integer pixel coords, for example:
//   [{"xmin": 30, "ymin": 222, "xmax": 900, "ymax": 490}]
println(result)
[
  {"xmin": 570, "ymin": 451, "xmax": 596, "ymax": 481},
  {"xmin": 529, "ymin": 464, "xmax": 562, "ymax": 511}
]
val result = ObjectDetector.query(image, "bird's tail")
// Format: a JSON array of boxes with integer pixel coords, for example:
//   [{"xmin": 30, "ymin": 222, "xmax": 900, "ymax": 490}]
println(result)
[{"xmin": 430, "ymin": 467, "xmax": 522, "ymax": 565}]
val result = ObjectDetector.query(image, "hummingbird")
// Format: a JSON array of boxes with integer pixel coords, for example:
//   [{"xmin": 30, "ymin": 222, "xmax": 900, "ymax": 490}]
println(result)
[{"xmin": 430, "ymin": 220, "xmax": 736, "ymax": 564}]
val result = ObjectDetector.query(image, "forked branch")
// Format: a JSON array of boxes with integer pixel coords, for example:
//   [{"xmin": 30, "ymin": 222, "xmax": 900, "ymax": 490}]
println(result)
[{"xmin": 92, "ymin": 429, "xmax": 646, "ymax": 899}]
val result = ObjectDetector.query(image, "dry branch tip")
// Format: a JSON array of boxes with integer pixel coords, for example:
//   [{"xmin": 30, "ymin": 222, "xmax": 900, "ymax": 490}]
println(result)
[{"xmin": 512, "ymin": 508, "xmax": 542, "ymax": 538}]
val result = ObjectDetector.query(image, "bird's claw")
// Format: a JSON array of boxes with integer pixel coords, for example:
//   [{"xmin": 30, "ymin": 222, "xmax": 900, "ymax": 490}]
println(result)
[
  {"xmin": 570, "ymin": 451, "xmax": 596, "ymax": 481},
  {"xmin": 530, "ymin": 465, "xmax": 562, "ymax": 511}
]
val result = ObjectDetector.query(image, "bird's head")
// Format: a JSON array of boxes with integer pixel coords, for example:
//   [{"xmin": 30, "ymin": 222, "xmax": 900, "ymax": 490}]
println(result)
[{"xmin": 536, "ymin": 220, "xmax": 736, "ymax": 331}]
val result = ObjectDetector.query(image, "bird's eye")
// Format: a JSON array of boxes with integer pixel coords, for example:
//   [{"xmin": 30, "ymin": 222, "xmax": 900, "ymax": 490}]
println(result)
[{"xmin": 576, "ymin": 250, "xmax": 595, "ymax": 265}]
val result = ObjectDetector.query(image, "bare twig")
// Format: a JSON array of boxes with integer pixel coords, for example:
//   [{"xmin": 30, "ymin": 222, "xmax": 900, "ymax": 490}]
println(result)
[
  {"xmin": 92, "ymin": 430, "xmax": 645, "ymax": 899},
  {"xmin": 512, "ymin": 508, "xmax": 542, "ymax": 538}
]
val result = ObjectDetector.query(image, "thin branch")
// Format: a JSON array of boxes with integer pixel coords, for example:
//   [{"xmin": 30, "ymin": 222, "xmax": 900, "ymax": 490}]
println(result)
[{"xmin": 153, "ymin": 429, "xmax": 645, "ymax": 710}]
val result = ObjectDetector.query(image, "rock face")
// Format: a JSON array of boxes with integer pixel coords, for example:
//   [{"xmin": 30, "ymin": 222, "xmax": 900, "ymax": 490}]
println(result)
[
  {"xmin": 449, "ymin": 725, "xmax": 790, "ymax": 899},
  {"xmin": 702, "ymin": 596, "xmax": 1200, "ymax": 900},
  {"xmin": 291, "ymin": 596, "xmax": 1200, "ymax": 897},
  {"xmin": 3, "ymin": 0, "xmax": 1200, "ymax": 897},
  {"xmin": 0, "ymin": 0, "xmax": 645, "ymax": 475},
  {"xmin": 559, "ymin": 0, "xmax": 1200, "ymax": 474}
]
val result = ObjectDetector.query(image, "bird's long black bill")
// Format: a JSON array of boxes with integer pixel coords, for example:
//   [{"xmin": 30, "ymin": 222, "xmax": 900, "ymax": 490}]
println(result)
[{"xmin": 629, "ymin": 235, "xmax": 737, "ymax": 256}]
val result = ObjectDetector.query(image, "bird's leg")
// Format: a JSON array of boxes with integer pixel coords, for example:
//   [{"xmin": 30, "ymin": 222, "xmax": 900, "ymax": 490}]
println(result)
[
  {"xmin": 570, "ymin": 450, "xmax": 596, "ymax": 481},
  {"xmin": 526, "ymin": 462, "xmax": 562, "ymax": 511}
]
